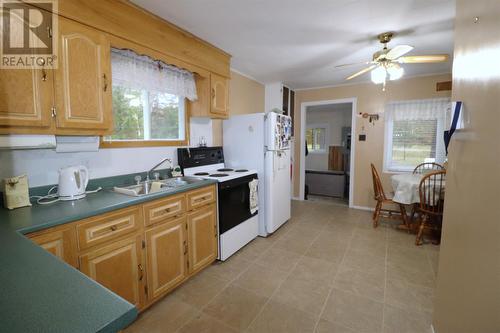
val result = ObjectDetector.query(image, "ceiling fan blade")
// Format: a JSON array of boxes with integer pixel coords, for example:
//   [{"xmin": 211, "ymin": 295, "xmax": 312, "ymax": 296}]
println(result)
[
  {"xmin": 398, "ymin": 54, "xmax": 449, "ymax": 63},
  {"xmin": 386, "ymin": 45, "xmax": 414, "ymax": 60},
  {"xmin": 346, "ymin": 64, "xmax": 378, "ymax": 80},
  {"xmin": 334, "ymin": 61, "xmax": 372, "ymax": 68}
]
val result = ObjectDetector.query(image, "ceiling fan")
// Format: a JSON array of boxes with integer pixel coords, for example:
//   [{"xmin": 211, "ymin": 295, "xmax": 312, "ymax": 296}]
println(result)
[{"xmin": 337, "ymin": 32, "xmax": 449, "ymax": 89}]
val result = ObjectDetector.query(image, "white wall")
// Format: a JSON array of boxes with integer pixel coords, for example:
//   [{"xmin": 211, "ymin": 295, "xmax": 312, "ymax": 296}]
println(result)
[
  {"xmin": 305, "ymin": 105, "xmax": 352, "ymax": 170},
  {"xmin": 0, "ymin": 117, "xmax": 213, "ymax": 187}
]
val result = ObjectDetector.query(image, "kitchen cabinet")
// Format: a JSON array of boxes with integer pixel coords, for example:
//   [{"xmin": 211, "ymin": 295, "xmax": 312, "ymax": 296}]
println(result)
[
  {"xmin": 27, "ymin": 184, "xmax": 217, "ymax": 312},
  {"xmin": 54, "ymin": 17, "xmax": 112, "ymax": 133},
  {"xmin": 210, "ymin": 73, "xmax": 229, "ymax": 117},
  {"xmin": 0, "ymin": 2, "xmax": 53, "ymax": 133},
  {"xmin": 145, "ymin": 216, "xmax": 187, "ymax": 301},
  {"xmin": 28, "ymin": 224, "xmax": 78, "ymax": 268},
  {"xmin": 187, "ymin": 203, "xmax": 217, "ymax": 274},
  {"xmin": 189, "ymin": 72, "xmax": 229, "ymax": 119},
  {"xmin": 79, "ymin": 234, "xmax": 145, "ymax": 309},
  {"xmin": 0, "ymin": 68, "xmax": 53, "ymax": 130},
  {"xmin": 264, "ymin": 82, "xmax": 295, "ymax": 133}
]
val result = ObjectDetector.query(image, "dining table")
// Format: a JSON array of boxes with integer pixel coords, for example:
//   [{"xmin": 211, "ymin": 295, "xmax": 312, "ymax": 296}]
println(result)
[
  {"xmin": 391, "ymin": 172, "xmax": 446, "ymax": 233},
  {"xmin": 391, "ymin": 173, "xmax": 425, "ymax": 205}
]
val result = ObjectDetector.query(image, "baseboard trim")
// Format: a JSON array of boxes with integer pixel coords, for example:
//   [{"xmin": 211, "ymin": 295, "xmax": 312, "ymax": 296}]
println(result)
[
  {"xmin": 350, "ymin": 205, "xmax": 375, "ymax": 211},
  {"xmin": 292, "ymin": 196, "xmax": 302, "ymax": 201},
  {"xmin": 431, "ymin": 324, "xmax": 436, "ymax": 333}
]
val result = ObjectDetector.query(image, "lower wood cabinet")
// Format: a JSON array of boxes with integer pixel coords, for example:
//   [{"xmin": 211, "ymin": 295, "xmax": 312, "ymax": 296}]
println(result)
[
  {"xmin": 187, "ymin": 203, "xmax": 217, "ymax": 274},
  {"xmin": 79, "ymin": 234, "xmax": 145, "ymax": 309},
  {"xmin": 145, "ymin": 216, "xmax": 188, "ymax": 301},
  {"xmin": 26, "ymin": 185, "xmax": 217, "ymax": 312},
  {"xmin": 28, "ymin": 224, "xmax": 78, "ymax": 268}
]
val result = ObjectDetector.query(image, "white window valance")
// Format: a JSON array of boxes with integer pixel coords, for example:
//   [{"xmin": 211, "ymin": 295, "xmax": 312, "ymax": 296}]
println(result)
[
  {"xmin": 111, "ymin": 48, "xmax": 198, "ymax": 101},
  {"xmin": 386, "ymin": 98, "xmax": 451, "ymax": 121}
]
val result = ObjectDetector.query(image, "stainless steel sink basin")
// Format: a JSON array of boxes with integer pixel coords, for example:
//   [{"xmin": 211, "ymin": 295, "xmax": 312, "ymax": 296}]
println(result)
[{"xmin": 113, "ymin": 176, "xmax": 204, "ymax": 197}]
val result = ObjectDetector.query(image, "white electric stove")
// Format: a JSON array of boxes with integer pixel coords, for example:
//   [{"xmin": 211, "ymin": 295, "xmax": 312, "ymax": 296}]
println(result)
[{"xmin": 178, "ymin": 147, "xmax": 259, "ymax": 261}]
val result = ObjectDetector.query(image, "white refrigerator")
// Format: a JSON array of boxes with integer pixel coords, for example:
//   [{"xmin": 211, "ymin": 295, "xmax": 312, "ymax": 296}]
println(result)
[{"xmin": 223, "ymin": 112, "xmax": 292, "ymax": 236}]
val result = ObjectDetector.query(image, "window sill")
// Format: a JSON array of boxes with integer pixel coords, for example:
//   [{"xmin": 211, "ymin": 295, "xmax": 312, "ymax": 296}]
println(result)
[
  {"xmin": 383, "ymin": 168, "xmax": 413, "ymax": 174},
  {"xmin": 100, "ymin": 138, "xmax": 188, "ymax": 148}
]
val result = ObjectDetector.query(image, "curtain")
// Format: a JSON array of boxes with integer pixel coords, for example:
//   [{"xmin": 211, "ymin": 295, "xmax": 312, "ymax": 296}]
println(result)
[
  {"xmin": 386, "ymin": 98, "xmax": 451, "ymax": 121},
  {"xmin": 111, "ymin": 48, "xmax": 198, "ymax": 101}
]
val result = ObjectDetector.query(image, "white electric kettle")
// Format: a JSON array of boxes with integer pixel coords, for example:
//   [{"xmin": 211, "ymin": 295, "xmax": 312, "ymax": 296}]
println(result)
[{"xmin": 58, "ymin": 165, "xmax": 89, "ymax": 201}]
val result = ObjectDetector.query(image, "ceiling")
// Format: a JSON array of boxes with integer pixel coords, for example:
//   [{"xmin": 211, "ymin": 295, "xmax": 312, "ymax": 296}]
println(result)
[{"xmin": 132, "ymin": 0, "xmax": 455, "ymax": 89}]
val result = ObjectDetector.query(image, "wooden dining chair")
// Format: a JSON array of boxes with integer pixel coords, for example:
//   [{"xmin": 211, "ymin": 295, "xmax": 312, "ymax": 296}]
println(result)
[
  {"xmin": 370, "ymin": 163, "xmax": 410, "ymax": 230},
  {"xmin": 413, "ymin": 162, "xmax": 444, "ymax": 174},
  {"xmin": 415, "ymin": 170, "xmax": 446, "ymax": 245}
]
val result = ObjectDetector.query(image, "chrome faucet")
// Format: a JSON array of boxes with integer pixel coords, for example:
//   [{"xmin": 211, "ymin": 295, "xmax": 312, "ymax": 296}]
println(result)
[{"xmin": 147, "ymin": 158, "xmax": 172, "ymax": 181}]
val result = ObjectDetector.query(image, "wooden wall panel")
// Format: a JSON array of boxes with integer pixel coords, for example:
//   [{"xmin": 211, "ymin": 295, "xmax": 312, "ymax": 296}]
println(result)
[{"xmin": 50, "ymin": 0, "xmax": 231, "ymax": 77}]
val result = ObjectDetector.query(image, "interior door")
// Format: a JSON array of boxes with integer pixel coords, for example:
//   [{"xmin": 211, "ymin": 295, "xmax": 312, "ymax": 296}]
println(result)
[
  {"xmin": 145, "ymin": 216, "xmax": 188, "ymax": 301},
  {"xmin": 187, "ymin": 203, "xmax": 217, "ymax": 273},
  {"xmin": 79, "ymin": 234, "xmax": 145, "ymax": 309},
  {"xmin": 55, "ymin": 17, "xmax": 111, "ymax": 131}
]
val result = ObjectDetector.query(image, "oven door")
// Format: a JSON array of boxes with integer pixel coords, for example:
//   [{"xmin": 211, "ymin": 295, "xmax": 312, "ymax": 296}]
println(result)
[{"xmin": 218, "ymin": 174, "xmax": 258, "ymax": 234}]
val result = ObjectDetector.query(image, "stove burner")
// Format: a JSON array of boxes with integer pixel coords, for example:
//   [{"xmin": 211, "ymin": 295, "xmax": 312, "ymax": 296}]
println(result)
[
  {"xmin": 209, "ymin": 173, "xmax": 229, "ymax": 177},
  {"xmin": 217, "ymin": 168, "xmax": 234, "ymax": 172},
  {"xmin": 235, "ymin": 169, "xmax": 248, "ymax": 172},
  {"xmin": 194, "ymin": 172, "xmax": 209, "ymax": 176}
]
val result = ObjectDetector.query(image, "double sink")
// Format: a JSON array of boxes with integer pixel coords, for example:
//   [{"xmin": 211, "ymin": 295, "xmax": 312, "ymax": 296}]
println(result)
[{"xmin": 113, "ymin": 176, "xmax": 204, "ymax": 197}]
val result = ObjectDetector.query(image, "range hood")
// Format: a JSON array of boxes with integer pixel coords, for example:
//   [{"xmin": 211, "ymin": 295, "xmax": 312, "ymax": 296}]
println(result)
[
  {"xmin": 0, "ymin": 135, "xmax": 100, "ymax": 152},
  {"xmin": 0, "ymin": 135, "xmax": 56, "ymax": 150}
]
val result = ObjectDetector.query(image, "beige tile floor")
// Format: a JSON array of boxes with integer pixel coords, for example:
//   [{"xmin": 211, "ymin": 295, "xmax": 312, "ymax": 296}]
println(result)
[{"xmin": 125, "ymin": 200, "xmax": 440, "ymax": 333}]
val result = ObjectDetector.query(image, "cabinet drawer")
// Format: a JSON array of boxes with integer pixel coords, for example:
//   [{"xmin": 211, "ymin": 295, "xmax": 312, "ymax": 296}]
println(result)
[
  {"xmin": 77, "ymin": 207, "xmax": 142, "ymax": 250},
  {"xmin": 186, "ymin": 186, "xmax": 216, "ymax": 211},
  {"xmin": 143, "ymin": 194, "xmax": 186, "ymax": 226}
]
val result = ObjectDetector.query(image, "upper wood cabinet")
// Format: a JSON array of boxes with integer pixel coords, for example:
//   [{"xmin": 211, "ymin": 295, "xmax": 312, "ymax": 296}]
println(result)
[
  {"xmin": 187, "ymin": 204, "xmax": 217, "ymax": 274},
  {"xmin": 145, "ymin": 216, "xmax": 188, "ymax": 301},
  {"xmin": 210, "ymin": 73, "xmax": 229, "ymax": 117},
  {"xmin": 28, "ymin": 224, "xmax": 78, "ymax": 268},
  {"xmin": 79, "ymin": 234, "xmax": 145, "ymax": 309},
  {"xmin": 54, "ymin": 18, "xmax": 112, "ymax": 133},
  {"xmin": 0, "ymin": 66, "xmax": 53, "ymax": 131},
  {"xmin": 188, "ymin": 72, "xmax": 229, "ymax": 119}
]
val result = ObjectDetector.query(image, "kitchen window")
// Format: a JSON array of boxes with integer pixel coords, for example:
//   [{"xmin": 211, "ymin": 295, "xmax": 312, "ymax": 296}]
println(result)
[
  {"xmin": 102, "ymin": 48, "xmax": 197, "ymax": 147},
  {"xmin": 384, "ymin": 98, "xmax": 450, "ymax": 172},
  {"xmin": 306, "ymin": 126, "xmax": 327, "ymax": 153}
]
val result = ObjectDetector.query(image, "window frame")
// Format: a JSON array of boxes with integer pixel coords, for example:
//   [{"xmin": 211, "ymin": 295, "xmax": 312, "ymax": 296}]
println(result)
[
  {"xmin": 383, "ymin": 100, "xmax": 447, "ymax": 173},
  {"xmin": 100, "ymin": 37, "xmax": 198, "ymax": 149},
  {"xmin": 306, "ymin": 124, "xmax": 329, "ymax": 154}
]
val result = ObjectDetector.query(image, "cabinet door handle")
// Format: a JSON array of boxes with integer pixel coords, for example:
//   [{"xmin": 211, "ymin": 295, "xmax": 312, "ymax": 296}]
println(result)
[
  {"xmin": 110, "ymin": 225, "xmax": 118, "ymax": 231},
  {"xmin": 103, "ymin": 73, "xmax": 108, "ymax": 92},
  {"xmin": 183, "ymin": 241, "xmax": 187, "ymax": 255},
  {"xmin": 138, "ymin": 264, "xmax": 144, "ymax": 281},
  {"xmin": 164, "ymin": 207, "xmax": 171, "ymax": 213},
  {"xmin": 211, "ymin": 88, "xmax": 215, "ymax": 99}
]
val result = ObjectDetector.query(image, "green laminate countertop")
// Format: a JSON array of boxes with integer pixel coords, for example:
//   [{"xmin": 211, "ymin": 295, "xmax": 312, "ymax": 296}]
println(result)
[{"xmin": 0, "ymin": 178, "xmax": 217, "ymax": 333}]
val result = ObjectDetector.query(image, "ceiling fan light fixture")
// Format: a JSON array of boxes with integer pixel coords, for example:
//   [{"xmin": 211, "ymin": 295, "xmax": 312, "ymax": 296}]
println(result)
[
  {"xmin": 371, "ymin": 66, "xmax": 386, "ymax": 84},
  {"xmin": 387, "ymin": 63, "xmax": 404, "ymax": 80}
]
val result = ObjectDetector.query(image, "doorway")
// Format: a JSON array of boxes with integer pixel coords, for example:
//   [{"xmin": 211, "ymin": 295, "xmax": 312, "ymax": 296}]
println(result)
[{"xmin": 299, "ymin": 98, "xmax": 357, "ymax": 207}]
